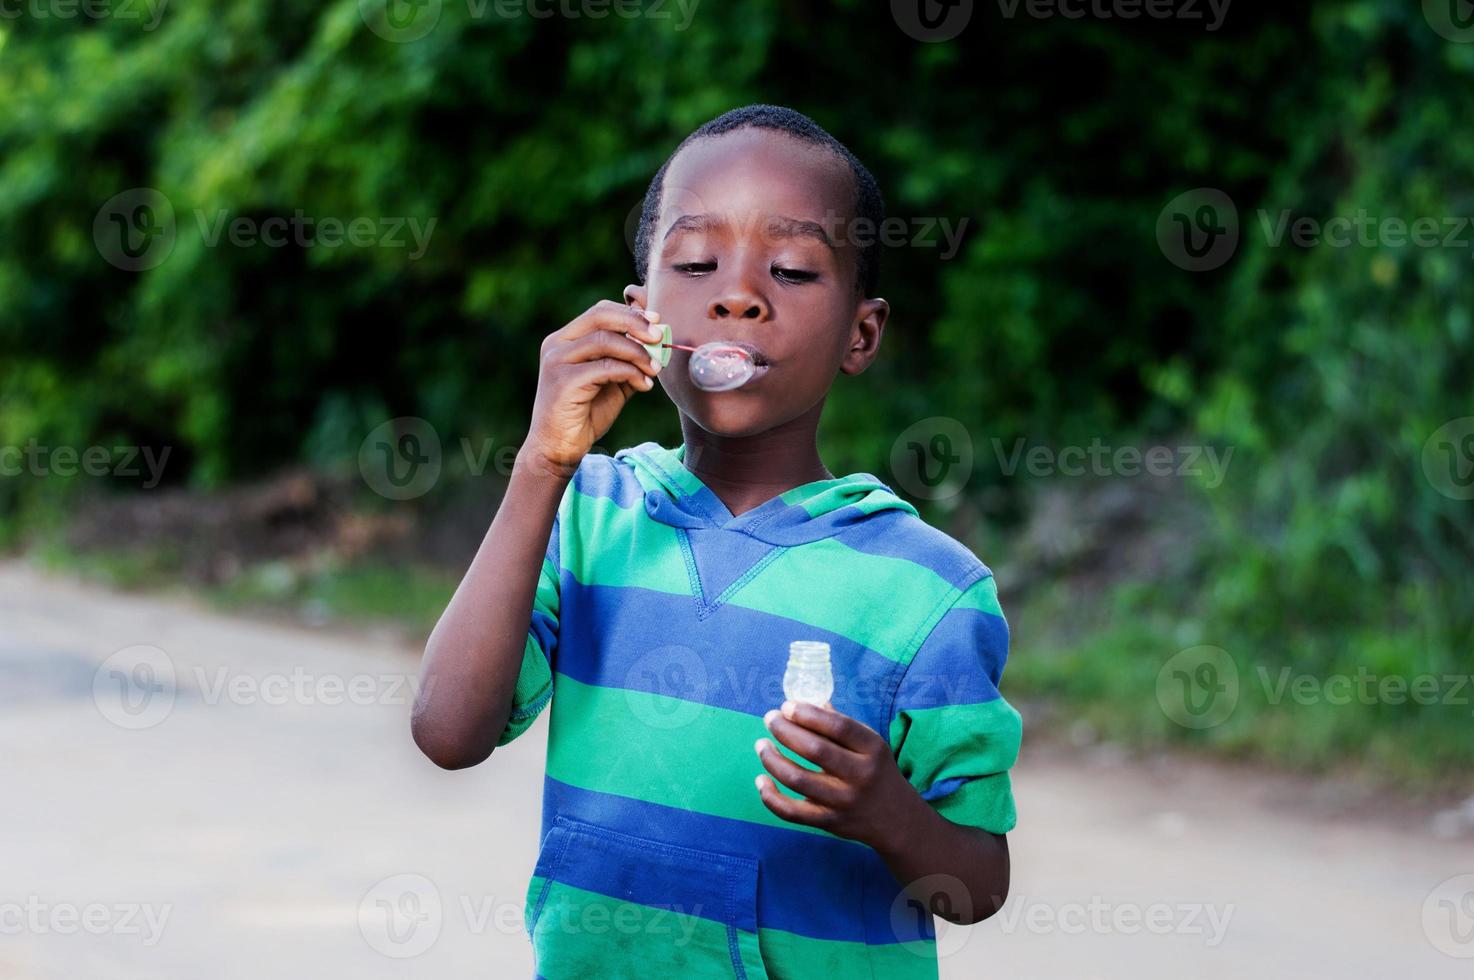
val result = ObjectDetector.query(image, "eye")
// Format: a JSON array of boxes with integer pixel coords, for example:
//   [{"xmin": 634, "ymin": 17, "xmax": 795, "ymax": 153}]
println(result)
[
  {"xmin": 673, "ymin": 261, "xmax": 716, "ymax": 276},
  {"xmin": 773, "ymin": 266, "xmax": 818, "ymax": 284}
]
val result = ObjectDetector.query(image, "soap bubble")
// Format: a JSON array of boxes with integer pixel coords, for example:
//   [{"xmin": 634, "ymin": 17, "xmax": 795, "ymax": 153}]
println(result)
[{"xmin": 688, "ymin": 341, "xmax": 769, "ymax": 391}]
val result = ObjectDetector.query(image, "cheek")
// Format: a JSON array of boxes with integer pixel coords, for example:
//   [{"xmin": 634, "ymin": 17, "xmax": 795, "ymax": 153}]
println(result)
[{"xmin": 645, "ymin": 282, "xmax": 702, "ymax": 322}]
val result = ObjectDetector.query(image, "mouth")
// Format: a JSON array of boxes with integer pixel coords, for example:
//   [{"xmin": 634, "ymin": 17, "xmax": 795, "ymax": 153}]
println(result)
[{"xmin": 726, "ymin": 341, "xmax": 772, "ymax": 368}]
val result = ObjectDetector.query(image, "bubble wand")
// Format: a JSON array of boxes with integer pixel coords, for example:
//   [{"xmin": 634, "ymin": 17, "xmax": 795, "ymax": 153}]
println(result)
[{"xmin": 636, "ymin": 321, "xmax": 771, "ymax": 392}]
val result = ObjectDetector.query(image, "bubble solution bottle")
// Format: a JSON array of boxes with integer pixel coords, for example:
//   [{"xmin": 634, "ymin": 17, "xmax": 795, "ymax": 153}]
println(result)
[{"xmin": 783, "ymin": 641, "xmax": 834, "ymax": 707}]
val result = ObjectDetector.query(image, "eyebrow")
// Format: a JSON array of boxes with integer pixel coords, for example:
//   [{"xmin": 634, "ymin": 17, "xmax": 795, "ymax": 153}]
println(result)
[{"xmin": 662, "ymin": 213, "xmax": 835, "ymax": 251}]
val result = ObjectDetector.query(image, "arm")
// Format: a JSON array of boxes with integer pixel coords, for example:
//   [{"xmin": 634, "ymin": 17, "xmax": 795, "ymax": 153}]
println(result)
[
  {"xmin": 872, "ymin": 772, "xmax": 1009, "ymax": 924},
  {"xmin": 410, "ymin": 453, "xmax": 569, "ymax": 769},
  {"xmin": 410, "ymin": 298, "xmax": 666, "ymax": 769}
]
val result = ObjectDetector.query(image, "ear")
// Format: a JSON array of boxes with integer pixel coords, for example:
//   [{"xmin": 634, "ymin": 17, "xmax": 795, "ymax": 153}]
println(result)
[
  {"xmin": 624, "ymin": 283, "xmax": 649, "ymax": 311},
  {"xmin": 839, "ymin": 297, "xmax": 888, "ymax": 376}
]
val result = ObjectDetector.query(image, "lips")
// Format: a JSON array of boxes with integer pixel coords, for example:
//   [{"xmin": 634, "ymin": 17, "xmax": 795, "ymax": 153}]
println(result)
[{"xmin": 726, "ymin": 341, "xmax": 772, "ymax": 367}]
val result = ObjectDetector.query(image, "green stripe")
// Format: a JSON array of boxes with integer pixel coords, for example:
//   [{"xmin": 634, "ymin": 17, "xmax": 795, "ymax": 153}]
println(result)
[
  {"xmin": 932, "ymin": 771, "xmax": 1017, "ymax": 834},
  {"xmin": 526, "ymin": 878, "xmax": 763, "ymax": 979},
  {"xmin": 546, "ymin": 674, "xmax": 834, "ymax": 838},
  {"xmin": 498, "ymin": 554, "xmax": 561, "ymax": 746},
  {"xmin": 498, "ymin": 633, "xmax": 554, "ymax": 746},
  {"xmin": 563, "ymin": 491, "xmax": 692, "ymax": 593},
  {"xmin": 523, "ymin": 879, "xmax": 941, "ymax": 979},
  {"xmin": 561, "ymin": 493, "xmax": 960, "ymax": 659},
  {"xmin": 891, "ymin": 698, "xmax": 1021, "ymax": 835},
  {"xmin": 725, "ymin": 539, "xmax": 960, "ymax": 660},
  {"xmin": 635, "ymin": 445, "xmax": 708, "ymax": 499},
  {"xmin": 954, "ymin": 572, "xmax": 1003, "ymax": 617},
  {"xmin": 536, "ymin": 555, "xmax": 560, "ymax": 617},
  {"xmin": 891, "ymin": 698, "xmax": 1023, "ymax": 783},
  {"xmin": 758, "ymin": 925, "xmax": 938, "ymax": 979}
]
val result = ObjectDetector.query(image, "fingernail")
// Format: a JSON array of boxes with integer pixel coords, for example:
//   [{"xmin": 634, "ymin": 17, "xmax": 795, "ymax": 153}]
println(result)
[
  {"xmin": 754, "ymin": 775, "xmax": 765, "ymax": 790},
  {"xmin": 763, "ymin": 709, "xmax": 780, "ymax": 728},
  {"xmin": 641, "ymin": 309, "xmax": 660, "ymax": 323},
  {"xmin": 649, "ymin": 356, "xmax": 663, "ymax": 374},
  {"xmin": 753, "ymin": 738, "xmax": 767, "ymax": 757},
  {"xmin": 781, "ymin": 701, "xmax": 797, "ymax": 719}
]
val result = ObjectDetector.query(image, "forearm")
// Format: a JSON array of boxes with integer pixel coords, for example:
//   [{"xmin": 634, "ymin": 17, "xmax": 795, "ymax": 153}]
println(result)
[
  {"xmin": 411, "ymin": 449, "xmax": 569, "ymax": 769},
  {"xmin": 870, "ymin": 789, "xmax": 1010, "ymax": 926}
]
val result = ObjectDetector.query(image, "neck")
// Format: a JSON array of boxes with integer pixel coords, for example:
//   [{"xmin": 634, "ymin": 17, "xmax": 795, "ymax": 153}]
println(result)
[{"xmin": 677, "ymin": 402, "xmax": 834, "ymax": 518}]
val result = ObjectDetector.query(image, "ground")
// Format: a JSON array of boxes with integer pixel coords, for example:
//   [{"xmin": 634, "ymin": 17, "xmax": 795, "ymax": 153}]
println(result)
[{"xmin": 2, "ymin": 562, "xmax": 1468, "ymax": 979}]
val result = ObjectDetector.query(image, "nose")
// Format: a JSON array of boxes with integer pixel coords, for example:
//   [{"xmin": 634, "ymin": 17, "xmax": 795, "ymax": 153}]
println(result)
[{"xmin": 707, "ymin": 279, "xmax": 770, "ymax": 322}]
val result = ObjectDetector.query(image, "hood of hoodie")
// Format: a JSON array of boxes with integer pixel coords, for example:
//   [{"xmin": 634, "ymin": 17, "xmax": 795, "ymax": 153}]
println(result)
[{"xmin": 613, "ymin": 441, "xmax": 918, "ymax": 546}]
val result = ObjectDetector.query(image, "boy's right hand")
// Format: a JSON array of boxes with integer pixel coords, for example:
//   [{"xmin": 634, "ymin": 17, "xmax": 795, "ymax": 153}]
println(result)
[{"xmin": 523, "ymin": 299, "xmax": 664, "ymax": 479}]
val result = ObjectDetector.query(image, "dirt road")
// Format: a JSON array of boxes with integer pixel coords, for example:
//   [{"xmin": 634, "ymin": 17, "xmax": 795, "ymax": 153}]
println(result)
[{"xmin": 2, "ymin": 562, "xmax": 1467, "ymax": 978}]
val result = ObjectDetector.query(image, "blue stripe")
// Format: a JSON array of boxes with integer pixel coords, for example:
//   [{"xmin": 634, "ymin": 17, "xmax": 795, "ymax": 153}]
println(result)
[
  {"xmin": 546, "ymin": 513, "xmax": 560, "ymax": 567},
  {"xmin": 571, "ymin": 453, "xmax": 644, "ymax": 508},
  {"xmin": 554, "ymin": 577, "xmax": 904, "ymax": 733},
  {"xmin": 684, "ymin": 527, "xmax": 783, "ymax": 602},
  {"xmin": 540, "ymin": 777, "xmax": 935, "ymax": 944},
  {"xmin": 919, "ymin": 775, "xmax": 973, "ymax": 802},
  {"xmin": 529, "ymin": 609, "xmax": 557, "ymax": 660},
  {"xmin": 830, "ymin": 510, "xmax": 989, "ymax": 591},
  {"xmin": 894, "ymin": 603, "xmax": 1008, "ymax": 709},
  {"xmin": 536, "ymin": 813, "xmax": 760, "ymax": 932}
]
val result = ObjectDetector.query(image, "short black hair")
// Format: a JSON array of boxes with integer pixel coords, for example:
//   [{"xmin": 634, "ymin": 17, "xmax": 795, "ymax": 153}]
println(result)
[{"xmin": 633, "ymin": 104, "xmax": 885, "ymax": 296}]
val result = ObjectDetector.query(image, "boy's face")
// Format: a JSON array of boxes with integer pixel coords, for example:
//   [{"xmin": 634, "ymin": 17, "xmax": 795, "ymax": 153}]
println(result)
[{"xmin": 626, "ymin": 129, "xmax": 888, "ymax": 439}]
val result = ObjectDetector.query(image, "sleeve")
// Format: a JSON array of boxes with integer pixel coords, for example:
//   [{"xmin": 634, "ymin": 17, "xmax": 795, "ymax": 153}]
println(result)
[
  {"xmin": 888, "ymin": 570, "xmax": 1022, "ymax": 834},
  {"xmin": 496, "ymin": 509, "xmax": 561, "ymax": 746}
]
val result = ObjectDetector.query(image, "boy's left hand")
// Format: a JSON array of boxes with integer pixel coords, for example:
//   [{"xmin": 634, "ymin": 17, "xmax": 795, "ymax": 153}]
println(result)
[{"xmin": 754, "ymin": 700, "xmax": 917, "ymax": 851}]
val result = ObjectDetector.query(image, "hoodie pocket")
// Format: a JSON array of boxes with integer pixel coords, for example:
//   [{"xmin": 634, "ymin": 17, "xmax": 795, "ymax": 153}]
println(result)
[{"xmin": 525, "ymin": 816, "xmax": 770, "ymax": 980}]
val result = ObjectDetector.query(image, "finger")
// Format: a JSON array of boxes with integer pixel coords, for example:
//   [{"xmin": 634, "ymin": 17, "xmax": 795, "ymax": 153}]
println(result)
[
  {"xmin": 564, "ymin": 357, "xmax": 655, "ymax": 393},
  {"xmin": 754, "ymin": 738, "xmax": 850, "ymax": 807},
  {"xmin": 754, "ymin": 774, "xmax": 835, "ymax": 830},
  {"xmin": 780, "ymin": 700, "xmax": 879, "ymax": 753},
  {"xmin": 549, "ymin": 299, "xmax": 663, "ymax": 348},
  {"xmin": 763, "ymin": 709, "xmax": 861, "ymax": 780},
  {"xmin": 550, "ymin": 329, "xmax": 663, "ymax": 376}
]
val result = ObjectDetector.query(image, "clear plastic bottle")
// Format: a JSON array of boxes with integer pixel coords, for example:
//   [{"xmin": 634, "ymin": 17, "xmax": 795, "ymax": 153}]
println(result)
[{"xmin": 783, "ymin": 641, "xmax": 834, "ymax": 706}]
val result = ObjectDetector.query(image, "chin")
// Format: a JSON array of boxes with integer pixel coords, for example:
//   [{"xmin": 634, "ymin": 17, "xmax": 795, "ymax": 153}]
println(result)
[{"xmin": 681, "ymin": 397, "xmax": 777, "ymax": 439}]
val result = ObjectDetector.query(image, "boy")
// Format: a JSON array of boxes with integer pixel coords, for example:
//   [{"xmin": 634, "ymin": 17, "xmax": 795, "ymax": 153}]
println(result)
[{"xmin": 412, "ymin": 104, "xmax": 1021, "ymax": 979}]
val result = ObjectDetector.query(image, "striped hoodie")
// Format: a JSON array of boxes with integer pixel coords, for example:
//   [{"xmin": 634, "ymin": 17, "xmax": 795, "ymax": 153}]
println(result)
[{"xmin": 503, "ymin": 440, "xmax": 1021, "ymax": 979}]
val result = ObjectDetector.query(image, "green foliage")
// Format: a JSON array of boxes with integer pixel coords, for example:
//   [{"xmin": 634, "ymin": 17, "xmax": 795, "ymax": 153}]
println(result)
[{"xmin": 2, "ymin": 1, "xmax": 1470, "ymax": 779}]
